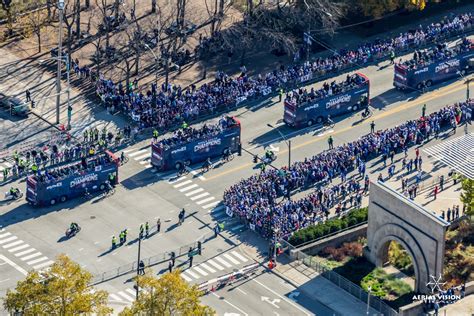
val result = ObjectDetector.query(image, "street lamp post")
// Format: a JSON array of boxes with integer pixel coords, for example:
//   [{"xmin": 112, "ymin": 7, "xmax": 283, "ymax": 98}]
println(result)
[
  {"xmin": 267, "ymin": 124, "xmax": 292, "ymax": 199},
  {"xmin": 56, "ymin": 0, "xmax": 65, "ymax": 125}
]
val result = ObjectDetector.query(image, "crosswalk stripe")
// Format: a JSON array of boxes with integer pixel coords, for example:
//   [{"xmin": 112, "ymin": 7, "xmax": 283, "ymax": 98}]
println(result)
[
  {"xmin": 109, "ymin": 293, "xmax": 122, "ymax": 301},
  {"xmin": 181, "ymin": 273, "xmax": 192, "ymax": 282},
  {"xmin": 139, "ymin": 158, "xmax": 151, "ymax": 165},
  {"xmin": 173, "ymin": 180, "xmax": 192, "ymax": 188},
  {"xmin": 215, "ymin": 256, "xmax": 232, "ymax": 268},
  {"xmin": 0, "ymin": 236, "xmax": 17, "ymax": 244},
  {"xmin": 33, "ymin": 260, "xmax": 54, "ymax": 270},
  {"xmin": 125, "ymin": 288, "xmax": 136, "ymax": 296},
  {"xmin": 190, "ymin": 192, "xmax": 209, "ymax": 201},
  {"xmin": 27, "ymin": 256, "xmax": 49, "ymax": 265},
  {"xmin": 134, "ymin": 153, "xmax": 150, "ymax": 161},
  {"xmin": 196, "ymin": 196, "xmax": 215, "ymax": 205},
  {"xmin": 185, "ymin": 188, "xmax": 204, "ymax": 196},
  {"xmin": 20, "ymin": 252, "xmax": 42, "ymax": 261},
  {"xmin": 15, "ymin": 248, "xmax": 36, "ymax": 257},
  {"xmin": 230, "ymin": 224, "xmax": 246, "ymax": 232},
  {"xmin": 202, "ymin": 200, "xmax": 221, "ymax": 209},
  {"xmin": 223, "ymin": 253, "xmax": 240, "ymax": 265},
  {"xmin": 179, "ymin": 184, "xmax": 199, "ymax": 192},
  {"xmin": 199, "ymin": 263, "xmax": 216, "ymax": 273},
  {"xmin": 207, "ymin": 259, "xmax": 224, "ymax": 271},
  {"xmin": 185, "ymin": 269, "xmax": 200, "ymax": 279},
  {"xmin": 0, "ymin": 232, "xmax": 11, "ymax": 239},
  {"xmin": 231, "ymin": 251, "xmax": 249, "ymax": 262},
  {"xmin": 168, "ymin": 176, "xmax": 187, "ymax": 184},
  {"xmin": 193, "ymin": 266, "xmax": 208, "ymax": 276},
  {"xmin": 8, "ymin": 243, "xmax": 29, "ymax": 252},
  {"xmin": 128, "ymin": 149, "xmax": 149, "ymax": 157},
  {"xmin": 3, "ymin": 240, "xmax": 23, "ymax": 249},
  {"xmin": 117, "ymin": 291, "xmax": 134, "ymax": 302}
]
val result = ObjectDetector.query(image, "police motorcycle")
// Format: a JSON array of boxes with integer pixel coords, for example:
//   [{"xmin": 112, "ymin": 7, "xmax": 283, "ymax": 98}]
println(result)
[
  {"xmin": 65, "ymin": 223, "xmax": 81, "ymax": 238},
  {"xmin": 4, "ymin": 188, "xmax": 23, "ymax": 201}
]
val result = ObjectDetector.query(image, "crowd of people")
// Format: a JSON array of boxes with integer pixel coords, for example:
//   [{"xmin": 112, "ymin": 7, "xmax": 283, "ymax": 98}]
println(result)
[
  {"xmin": 401, "ymin": 37, "xmax": 472, "ymax": 69},
  {"xmin": 34, "ymin": 153, "xmax": 115, "ymax": 184},
  {"xmin": 223, "ymin": 100, "xmax": 473, "ymax": 239},
  {"xmin": 284, "ymin": 74, "xmax": 367, "ymax": 106},
  {"xmin": 156, "ymin": 116, "xmax": 237, "ymax": 149},
  {"xmin": 95, "ymin": 13, "xmax": 473, "ymax": 130}
]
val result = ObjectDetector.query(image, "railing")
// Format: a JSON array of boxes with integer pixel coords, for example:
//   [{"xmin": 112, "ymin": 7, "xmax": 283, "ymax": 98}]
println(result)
[{"xmin": 279, "ymin": 239, "xmax": 399, "ymax": 316}]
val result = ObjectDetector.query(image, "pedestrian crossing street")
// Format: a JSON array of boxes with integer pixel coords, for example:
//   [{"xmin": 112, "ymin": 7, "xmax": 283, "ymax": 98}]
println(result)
[
  {"xmin": 0, "ymin": 228, "xmax": 54, "ymax": 271},
  {"xmin": 107, "ymin": 250, "xmax": 250, "ymax": 305}
]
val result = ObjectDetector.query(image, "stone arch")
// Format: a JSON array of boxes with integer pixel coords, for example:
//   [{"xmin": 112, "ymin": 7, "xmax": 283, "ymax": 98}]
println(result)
[{"xmin": 369, "ymin": 223, "xmax": 430, "ymax": 293}]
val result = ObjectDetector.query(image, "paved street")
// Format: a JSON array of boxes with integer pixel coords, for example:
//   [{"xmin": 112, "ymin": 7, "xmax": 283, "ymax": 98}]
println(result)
[{"xmin": 0, "ymin": 33, "xmax": 473, "ymax": 315}]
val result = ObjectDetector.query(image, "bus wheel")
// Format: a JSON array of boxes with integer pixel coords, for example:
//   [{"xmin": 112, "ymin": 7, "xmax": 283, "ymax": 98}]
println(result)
[
  {"xmin": 60, "ymin": 196, "xmax": 67, "ymax": 203},
  {"xmin": 175, "ymin": 162, "xmax": 183, "ymax": 170},
  {"xmin": 425, "ymin": 80, "xmax": 433, "ymax": 87},
  {"xmin": 316, "ymin": 116, "xmax": 324, "ymax": 124},
  {"xmin": 352, "ymin": 104, "xmax": 359, "ymax": 112},
  {"xmin": 99, "ymin": 183, "xmax": 106, "ymax": 190},
  {"xmin": 50, "ymin": 198, "xmax": 56, "ymax": 206}
]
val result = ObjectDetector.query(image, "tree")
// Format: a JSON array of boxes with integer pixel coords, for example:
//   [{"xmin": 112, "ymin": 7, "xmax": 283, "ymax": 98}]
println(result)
[
  {"xmin": 3, "ymin": 254, "xmax": 112, "ymax": 315},
  {"xmin": 460, "ymin": 177, "xmax": 474, "ymax": 219},
  {"xmin": 18, "ymin": 7, "xmax": 48, "ymax": 52},
  {"xmin": 119, "ymin": 270, "xmax": 214, "ymax": 316}
]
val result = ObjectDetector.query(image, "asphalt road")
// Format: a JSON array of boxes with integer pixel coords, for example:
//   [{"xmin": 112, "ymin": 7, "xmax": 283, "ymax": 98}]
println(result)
[{"xmin": 0, "ymin": 36, "xmax": 473, "ymax": 315}]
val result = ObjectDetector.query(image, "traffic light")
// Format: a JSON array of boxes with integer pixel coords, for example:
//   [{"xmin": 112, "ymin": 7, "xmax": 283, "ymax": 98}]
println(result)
[{"xmin": 197, "ymin": 241, "xmax": 202, "ymax": 255}]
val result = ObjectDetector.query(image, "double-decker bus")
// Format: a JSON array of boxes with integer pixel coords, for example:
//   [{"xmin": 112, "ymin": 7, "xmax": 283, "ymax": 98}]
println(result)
[
  {"xmin": 284, "ymin": 73, "xmax": 370, "ymax": 128},
  {"xmin": 394, "ymin": 39, "xmax": 474, "ymax": 91},
  {"xmin": 151, "ymin": 117, "xmax": 241, "ymax": 171},
  {"xmin": 26, "ymin": 151, "xmax": 119, "ymax": 206}
]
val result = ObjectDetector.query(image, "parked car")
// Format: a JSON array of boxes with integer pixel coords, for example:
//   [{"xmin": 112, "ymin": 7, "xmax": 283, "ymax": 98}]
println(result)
[{"xmin": 0, "ymin": 93, "xmax": 29, "ymax": 117}]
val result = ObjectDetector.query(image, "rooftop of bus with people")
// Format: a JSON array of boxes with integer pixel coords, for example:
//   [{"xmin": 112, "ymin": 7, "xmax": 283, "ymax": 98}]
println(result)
[
  {"xmin": 153, "ymin": 116, "xmax": 240, "ymax": 150},
  {"xmin": 396, "ymin": 37, "xmax": 473, "ymax": 71},
  {"xmin": 29, "ymin": 152, "xmax": 117, "ymax": 184},
  {"xmin": 284, "ymin": 73, "xmax": 368, "ymax": 108}
]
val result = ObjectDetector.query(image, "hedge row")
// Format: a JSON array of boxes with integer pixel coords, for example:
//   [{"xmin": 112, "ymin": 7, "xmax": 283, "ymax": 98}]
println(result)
[{"xmin": 289, "ymin": 207, "xmax": 368, "ymax": 246}]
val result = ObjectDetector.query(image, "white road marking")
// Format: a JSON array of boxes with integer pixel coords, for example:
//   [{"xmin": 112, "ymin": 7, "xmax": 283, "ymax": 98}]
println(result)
[
  {"xmin": 231, "ymin": 251, "xmax": 249, "ymax": 263},
  {"xmin": 109, "ymin": 293, "xmax": 122, "ymax": 301},
  {"xmin": 211, "ymin": 292, "xmax": 249, "ymax": 316},
  {"xmin": 168, "ymin": 176, "xmax": 187, "ymax": 184},
  {"xmin": 173, "ymin": 180, "xmax": 193, "ymax": 188},
  {"xmin": 185, "ymin": 269, "xmax": 200, "ymax": 279},
  {"xmin": 128, "ymin": 149, "xmax": 148, "ymax": 157},
  {"xmin": 8, "ymin": 244, "xmax": 29, "ymax": 252},
  {"xmin": 196, "ymin": 196, "xmax": 215, "ymax": 205},
  {"xmin": 0, "ymin": 236, "xmax": 17, "ymax": 244},
  {"xmin": 180, "ymin": 273, "xmax": 192, "ymax": 282},
  {"xmin": 117, "ymin": 291, "xmax": 134, "ymax": 302},
  {"xmin": 202, "ymin": 200, "xmax": 221, "ymax": 209},
  {"xmin": 14, "ymin": 248, "xmax": 36, "ymax": 257},
  {"xmin": 223, "ymin": 253, "xmax": 240, "ymax": 265},
  {"xmin": 27, "ymin": 256, "xmax": 49, "ymax": 265},
  {"xmin": 193, "ymin": 266, "xmax": 208, "ymax": 276},
  {"xmin": 190, "ymin": 192, "xmax": 210, "ymax": 201},
  {"xmin": 252, "ymin": 279, "xmax": 311, "ymax": 316},
  {"xmin": 179, "ymin": 184, "xmax": 199, "ymax": 192},
  {"xmin": 185, "ymin": 188, "xmax": 204, "ymax": 196},
  {"xmin": 199, "ymin": 263, "xmax": 216, "ymax": 273},
  {"xmin": 20, "ymin": 252, "xmax": 42, "ymax": 261},
  {"xmin": 0, "ymin": 255, "xmax": 27, "ymax": 275},
  {"xmin": 207, "ymin": 259, "xmax": 224, "ymax": 271},
  {"xmin": 3, "ymin": 240, "xmax": 24, "ymax": 249},
  {"xmin": 125, "ymin": 288, "xmax": 136, "ymax": 296},
  {"xmin": 215, "ymin": 256, "xmax": 232, "ymax": 268},
  {"xmin": 33, "ymin": 260, "xmax": 54, "ymax": 270},
  {"xmin": 0, "ymin": 232, "xmax": 12, "ymax": 239}
]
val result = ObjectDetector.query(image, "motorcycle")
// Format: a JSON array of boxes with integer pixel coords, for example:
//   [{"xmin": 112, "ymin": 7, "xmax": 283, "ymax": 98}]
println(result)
[
  {"xmin": 65, "ymin": 225, "xmax": 81, "ymax": 238},
  {"xmin": 4, "ymin": 190, "xmax": 23, "ymax": 201}
]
